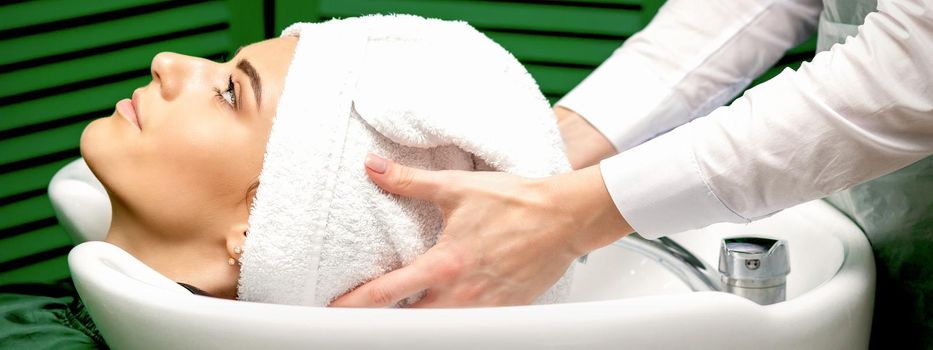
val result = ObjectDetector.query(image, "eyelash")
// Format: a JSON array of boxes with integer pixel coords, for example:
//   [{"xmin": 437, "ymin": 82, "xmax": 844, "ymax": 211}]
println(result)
[{"xmin": 213, "ymin": 75, "xmax": 238, "ymax": 110}]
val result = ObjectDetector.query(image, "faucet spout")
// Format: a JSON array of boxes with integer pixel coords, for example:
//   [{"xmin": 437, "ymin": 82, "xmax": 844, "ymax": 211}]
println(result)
[{"xmin": 613, "ymin": 234, "xmax": 722, "ymax": 292}]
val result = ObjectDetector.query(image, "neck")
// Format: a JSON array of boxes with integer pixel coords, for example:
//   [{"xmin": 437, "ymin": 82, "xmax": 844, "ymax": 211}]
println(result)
[
  {"xmin": 105, "ymin": 197, "xmax": 166, "ymax": 261},
  {"xmin": 104, "ymin": 197, "xmax": 240, "ymax": 299}
]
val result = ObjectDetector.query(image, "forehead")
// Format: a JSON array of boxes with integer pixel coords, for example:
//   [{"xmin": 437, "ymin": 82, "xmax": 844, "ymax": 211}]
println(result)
[
  {"xmin": 237, "ymin": 36, "xmax": 298, "ymax": 59},
  {"xmin": 235, "ymin": 37, "xmax": 298, "ymax": 113}
]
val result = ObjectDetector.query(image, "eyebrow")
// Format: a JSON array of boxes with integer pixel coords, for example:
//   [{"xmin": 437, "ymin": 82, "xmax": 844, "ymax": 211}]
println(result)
[{"xmin": 236, "ymin": 59, "xmax": 262, "ymax": 109}]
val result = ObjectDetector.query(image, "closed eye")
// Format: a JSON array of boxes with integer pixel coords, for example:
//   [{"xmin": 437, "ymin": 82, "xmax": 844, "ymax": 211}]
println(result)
[{"xmin": 213, "ymin": 75, "xmax": 238, "ymax": 109}]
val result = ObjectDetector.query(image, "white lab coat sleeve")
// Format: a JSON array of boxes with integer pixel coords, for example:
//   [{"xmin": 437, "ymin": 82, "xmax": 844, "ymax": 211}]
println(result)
[
  {"xmin": 604, "ymin": 0, "xmax": 933, "ymax": 239},
  {"xmin": 556, "ymin": 0, "xmax": 822, "ymax": 152}
]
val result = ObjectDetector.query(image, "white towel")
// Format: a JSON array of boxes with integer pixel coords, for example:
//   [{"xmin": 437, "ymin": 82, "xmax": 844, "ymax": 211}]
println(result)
[{"xmin": 237, "ymin": 14, "xmax": 574, "ymax": 307}]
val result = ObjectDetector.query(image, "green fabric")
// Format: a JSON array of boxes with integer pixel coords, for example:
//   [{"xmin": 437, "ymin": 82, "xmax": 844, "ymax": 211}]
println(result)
[
  {"xmin": 0, "ymin": 281, "xmax": 107, "ymax": 350},
  {"xmin": 817, "ymin": 0, "xmax": 933, "ymax": 347}
]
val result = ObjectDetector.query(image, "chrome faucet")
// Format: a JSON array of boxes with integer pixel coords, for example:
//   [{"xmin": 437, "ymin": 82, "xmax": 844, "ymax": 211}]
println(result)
[
  {"xmin": 612, "ymin": 233, "xmax": 723, "ymax": 292},
  {"xmin": 600, "ymin": 233, "xmax": 790, "ymax": 305},
  {"xmin": 718, "ymin": 237, "xmax": 790, "ymax": 305}
]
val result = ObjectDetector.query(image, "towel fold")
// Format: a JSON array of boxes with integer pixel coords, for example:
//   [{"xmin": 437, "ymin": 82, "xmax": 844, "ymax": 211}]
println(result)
[{"xmin": 237, "ymin": 14, "xmax": 574, "ymax": 307}]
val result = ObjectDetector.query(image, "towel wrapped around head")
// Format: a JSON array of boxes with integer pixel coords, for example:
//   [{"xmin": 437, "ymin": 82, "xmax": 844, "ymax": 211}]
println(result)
[{"xmin": 237, "ymin": 14, "xmax": 574, "ymax": 307}]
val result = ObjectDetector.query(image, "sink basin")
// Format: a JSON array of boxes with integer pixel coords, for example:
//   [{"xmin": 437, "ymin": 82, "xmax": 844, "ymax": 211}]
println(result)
[
  {"xmin": 56, "ymin": 159, "xmax": 874, "ymax": 349},
  {"xmin": 566, "ymin": 199, "xmax": 874, "ymax": 349},
  {"xmin": 572, "ymin": 202, "xmax": 851, "ymax": 303}
]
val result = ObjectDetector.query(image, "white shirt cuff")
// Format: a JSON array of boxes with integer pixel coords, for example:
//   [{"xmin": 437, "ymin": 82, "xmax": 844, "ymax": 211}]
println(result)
[
  {"xmin": 599, "ymin": 120, "xmax": 747, "ymax": 239},
  {"xmin": 557, "ymin": 52, "xmax": 689, "ymax": 153}
]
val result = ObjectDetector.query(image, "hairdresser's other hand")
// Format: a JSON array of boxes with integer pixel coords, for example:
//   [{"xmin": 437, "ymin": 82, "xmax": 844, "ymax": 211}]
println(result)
[
  {"xmin": 330, "ymin": 154, "xmax": 632, "ymax": 308},
  {"xmin": 554, "ymin": 106, "xmax": 617, "ymax": 170}
]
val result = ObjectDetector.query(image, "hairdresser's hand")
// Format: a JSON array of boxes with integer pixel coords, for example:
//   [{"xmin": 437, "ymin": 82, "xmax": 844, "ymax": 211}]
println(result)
[
  {"xmin": 330, "ymin": 154, "xmax": 632, "ymax": 308},
  {"xmin": 554, "ymin": 106, "xmax": 617, "ymax": 170}
]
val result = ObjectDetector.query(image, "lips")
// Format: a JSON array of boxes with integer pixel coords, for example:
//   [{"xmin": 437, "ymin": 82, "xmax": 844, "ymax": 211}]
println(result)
[{"xmin": 116, "ymin": 92, "xmax": 141, "ymax": 130}]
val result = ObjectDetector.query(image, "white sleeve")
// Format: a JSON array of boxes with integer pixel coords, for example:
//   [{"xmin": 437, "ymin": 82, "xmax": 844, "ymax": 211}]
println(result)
[
  {"xmin": 603, "ymin": 0, "xmax": 933, "ymax": 239},
  {"xmin": 557, "ymin": 0, "xmax": 821, "ymax": 152}
]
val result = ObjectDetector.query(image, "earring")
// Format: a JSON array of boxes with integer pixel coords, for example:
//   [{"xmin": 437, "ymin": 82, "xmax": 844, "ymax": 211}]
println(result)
[{"xmin": 228, "ymin": 245, "xmax": 244, "ymax": 266}]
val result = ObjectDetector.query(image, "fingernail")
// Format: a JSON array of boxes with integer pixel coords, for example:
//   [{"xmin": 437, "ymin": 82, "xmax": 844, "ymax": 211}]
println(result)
[{"xmin": 365, "ymin": 153, "xmax": 388, "ymax": 174}]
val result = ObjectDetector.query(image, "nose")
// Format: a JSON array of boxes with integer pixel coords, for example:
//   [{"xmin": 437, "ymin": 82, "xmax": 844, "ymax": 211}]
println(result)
[{"xmin": 150, "ymin": 52, "xmax": 193, "ymax": 101}]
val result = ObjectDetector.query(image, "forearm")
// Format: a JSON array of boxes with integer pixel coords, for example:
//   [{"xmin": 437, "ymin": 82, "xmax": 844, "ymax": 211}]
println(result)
[
  {"xmin": 691, "ymin": 1, "xmax": 933, "ymax": 219},
  {"xmin": 600, "ymin": 0, "xmax": 933, "ymax": 238},
  {"xmin": 557, "ymin": 0, "xmax": 820, "ymax": 153}
]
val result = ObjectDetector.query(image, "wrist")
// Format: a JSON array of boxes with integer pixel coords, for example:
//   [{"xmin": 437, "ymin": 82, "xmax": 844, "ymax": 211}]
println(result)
[
  {"xmin": 554, "ymin": 106, "xmax": 617, "ymax": 169},
  {"xmin": 541, "ymin": 165, "xmax": 633, "ymax": 257}
]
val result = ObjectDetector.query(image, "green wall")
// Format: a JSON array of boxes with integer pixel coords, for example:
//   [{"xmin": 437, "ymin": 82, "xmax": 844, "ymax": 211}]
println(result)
[{"xmin": 0, "ymin": 0, "xmax": 813, "ymax": 286}]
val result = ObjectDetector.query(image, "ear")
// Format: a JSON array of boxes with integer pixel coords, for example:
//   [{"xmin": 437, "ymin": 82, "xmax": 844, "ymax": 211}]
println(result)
[{"xmin": 224, "ymin": 222, "xmax": 249, "ymax": 264}]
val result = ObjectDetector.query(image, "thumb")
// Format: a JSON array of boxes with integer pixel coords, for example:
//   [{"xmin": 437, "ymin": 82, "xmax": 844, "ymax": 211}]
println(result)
[
  {"xmin": 328, "ymin": 258, "xmax": 435, "ymax": 308},
  {"xmin": 364, "ymin": 153, "xmax": 447, "ymax": 204}
]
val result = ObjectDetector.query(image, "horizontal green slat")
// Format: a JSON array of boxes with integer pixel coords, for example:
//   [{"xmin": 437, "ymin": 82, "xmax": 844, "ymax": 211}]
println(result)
[
  {"xmin": 0, "ymin": 121, "xmax": 88, "ymax": 167},
  {"xmin": 0, "ymin": 225, "xmax": 72, "ymax": 264},
  {"xmin": 1, "ymin": 30, "xmax": 230, "ymax": 99},
  {"xmin": 0, "ymin": 1, "xmax": 229, "ymax": 66},
  {"xmin": 0, "ymin": 0, "xmax": 168, "ymax": 32},
  {"xmin": 0, "ymin": 76, "xmax": 150, "ymax": 133},
  {"xmin": 486, "ymin": 31, "xmax": 618, "ymax": 66},
  {"xmin": 526, "ymin": 64, "xmax": 591, "ymax": 96},
  {"xmin": 0, "ymin": 195, "xmax": 55, "ymax": 230},
  {"xmin": 319, "ymin": 0, "xmax": 645, "ymax": 37},
  {"xmin": 0, "ymin": 254, "xmax": 71, "ymax": 285},
  {"xmin": 566, "ymin": 0, "xmax": 648, "ymax": 4},
  {"xmin": 0, "ymin": 158, "xmax": 75, "ymax": 199}
]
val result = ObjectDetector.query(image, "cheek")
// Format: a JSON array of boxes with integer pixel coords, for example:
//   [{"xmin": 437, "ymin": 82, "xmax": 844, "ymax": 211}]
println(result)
[{"xmin": 147, "ymin": 113, "xmax": 261, "ymax": 198}]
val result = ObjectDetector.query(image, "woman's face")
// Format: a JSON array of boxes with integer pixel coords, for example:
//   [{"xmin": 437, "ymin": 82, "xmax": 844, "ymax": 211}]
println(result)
[{"xmin": 81, "ymin": 37, "xmax": 297, "ymax": 242}]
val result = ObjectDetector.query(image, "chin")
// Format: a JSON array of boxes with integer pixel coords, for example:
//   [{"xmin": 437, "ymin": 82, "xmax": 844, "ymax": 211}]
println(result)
[{"xmin": 79, "ymin": 117, "xmax": 113, "ymax": 189}]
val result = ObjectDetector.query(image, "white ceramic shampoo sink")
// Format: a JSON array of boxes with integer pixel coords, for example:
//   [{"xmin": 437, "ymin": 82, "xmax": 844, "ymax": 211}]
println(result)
[
  {"xmin": 55, "ymin": 159, "xmax": 874, "ymax": 349},
  {"xmin": 567, "ymin": 199, "xmax": 874, "ymax": 349}
]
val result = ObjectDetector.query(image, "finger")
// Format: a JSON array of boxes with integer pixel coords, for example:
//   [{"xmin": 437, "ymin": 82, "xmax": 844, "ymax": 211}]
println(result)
[
  {"xmin": 364, "ymin": 153, "xmax": 448, "ymax": 204},
  {"xmin": 406, "ymin": 291, "xmax": 441, "ymax": 308},
  {"xmin": 329, "ymin": 261, "xmax": 434, "ymax": 308}
]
